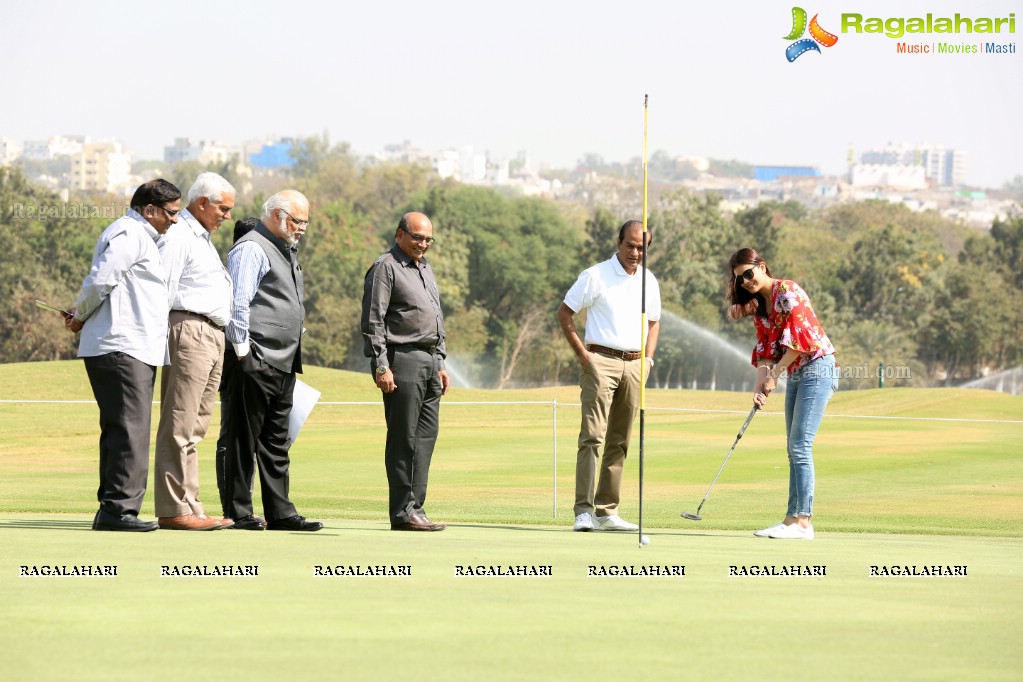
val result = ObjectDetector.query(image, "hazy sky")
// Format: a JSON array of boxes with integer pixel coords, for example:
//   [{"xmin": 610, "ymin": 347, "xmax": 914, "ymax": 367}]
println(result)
[{"xmin": 3, "ymin": 0, "xmax": 1020, "ymax": 187}]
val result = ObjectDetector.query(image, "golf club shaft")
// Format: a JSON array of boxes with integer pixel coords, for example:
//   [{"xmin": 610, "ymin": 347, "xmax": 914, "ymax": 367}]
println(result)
[
  {"xmin": 693, "ymin": 404, "xmax": 759, "ymax": 513},
  {"xmin": 638, "ymin": 93, "xmax": 649, "ymax": 545}
]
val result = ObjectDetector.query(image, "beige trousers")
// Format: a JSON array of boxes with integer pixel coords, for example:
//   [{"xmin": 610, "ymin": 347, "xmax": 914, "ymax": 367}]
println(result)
[
  {"xmin": 154, "ymin": 314, "xmax": 224, "ymax": 517},
  {"xmin": 574, "ymin": 353, "xmax": 641, "ymax": 517}
]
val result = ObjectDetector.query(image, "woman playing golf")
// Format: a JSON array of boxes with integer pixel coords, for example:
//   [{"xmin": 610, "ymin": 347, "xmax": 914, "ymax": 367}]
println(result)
[{"xmin": 727, "ymin": 248, "xmax": 837, "ymax": 540}]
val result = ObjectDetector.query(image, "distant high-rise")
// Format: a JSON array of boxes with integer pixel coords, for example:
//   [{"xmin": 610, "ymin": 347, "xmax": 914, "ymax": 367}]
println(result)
[
  {"xmin": 164, "ymin": 138, "xmax": 232, "ymax": 165},
  {"xmin": 854, "ymin": 142, "xmax": 966, "ymax": 187},
  {"xmin": 22, "ymin": 135, "xmax": 89, "ymax": 160},
  {"xmin": 70, "ymin": 141, "xmax": 131, "ymax": 194},
  {"xmin": 0, "ymin": 137, "xmax": 21, "ymax": 166}
]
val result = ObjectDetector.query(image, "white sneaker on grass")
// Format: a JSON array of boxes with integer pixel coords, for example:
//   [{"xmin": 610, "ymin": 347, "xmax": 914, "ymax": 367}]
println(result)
[
  {"xmin": 573, "ymin": 513, "xmax": 595, "ymax": 532},
  {"xmin": 768, "ymin": 523, "xmax": 814, "ymax": 540},
  {"xmin": 753, "ymin": 522, "xmax": 786, "ymax": 538},
  {"xmin": 594, "ymin": 514, "xmax": 639, "ymax": 532}
]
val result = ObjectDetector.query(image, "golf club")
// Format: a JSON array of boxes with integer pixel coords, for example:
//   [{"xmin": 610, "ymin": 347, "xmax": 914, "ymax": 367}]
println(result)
[{"xmin": 681, "ymin": 403, "xmax": 760, "ymax": 521}]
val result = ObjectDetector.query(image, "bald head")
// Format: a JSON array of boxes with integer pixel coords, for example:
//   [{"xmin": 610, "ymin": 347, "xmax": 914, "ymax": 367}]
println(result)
[{"xmin": 396, "ymin": 212, "xmax": 434, "ymax": 262}]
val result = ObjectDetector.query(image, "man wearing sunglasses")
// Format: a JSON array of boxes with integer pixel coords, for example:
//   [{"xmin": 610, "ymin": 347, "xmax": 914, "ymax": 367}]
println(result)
[
  {"xmin": 64, "ymin": 179, "xmax": 181, "ymax": 531},
  {"xmin": 219, "ymin": 190, "xmax": 323, "ymax": 532},
  {"xmin": 557, "ymin": 220, "xmax": 661, "ymax": 532},
  {"xmin": 361, "ymin": 212, "xmax": 450, "ymax": 531}
]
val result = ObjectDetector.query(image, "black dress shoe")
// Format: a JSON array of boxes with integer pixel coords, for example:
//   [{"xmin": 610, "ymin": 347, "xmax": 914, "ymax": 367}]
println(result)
[
  {"xmin": 267, "ymin": 515, "xmax": 323, "ymax": 532},
  {"xmin": 230, "ymin": 515, "xmax": 267, "ymax": 531},
  {"xmin": 391, "ymin": 514, "xmax": 445, "ymax": 532},
  {"xmin": 92, "ymin": 509, "xmax": 158, "ymax": 532}
]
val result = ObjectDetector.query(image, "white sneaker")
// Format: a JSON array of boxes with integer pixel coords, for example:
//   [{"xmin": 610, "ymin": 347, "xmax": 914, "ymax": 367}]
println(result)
[
  {"xmin": 768, "ymin": 523, "xmax": 814, "ymax": 540},
  {"xmin": 594, "ymin": 514, "xmax": 639, "ymax": 532},
  {"xmin": 753, "ymin": 522, "xmax": 785, "ymax": 538},
  {"xmin": 573, "ymin": 513, "xmax": 595, "ymax": 532}
]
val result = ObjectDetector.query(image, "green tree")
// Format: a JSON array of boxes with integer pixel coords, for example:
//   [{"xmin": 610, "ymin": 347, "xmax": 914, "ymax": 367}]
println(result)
[
  {"xmin": 833, "ymin": 223, "xmax": 945, "ymax": 329},
  {"xmin": 0, "ymin": 167, "xmax": 103, "ymax": 362},
  {"xmin": 649, "ymin": 190, "xmax": 737, "ymax": 317},
  {"xmin": 581, "ymin": 207, "xmax": 620, "ymax": 265},
  {"xmin": 918, "ymin": 262, "xmax": 1016, "ymax": 383}
]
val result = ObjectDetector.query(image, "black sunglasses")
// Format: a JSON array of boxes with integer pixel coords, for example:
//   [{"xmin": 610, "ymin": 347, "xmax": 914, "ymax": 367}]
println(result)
[{"xmin": 734, "ymin": 266, "xmax": 757, "ymax": 285}]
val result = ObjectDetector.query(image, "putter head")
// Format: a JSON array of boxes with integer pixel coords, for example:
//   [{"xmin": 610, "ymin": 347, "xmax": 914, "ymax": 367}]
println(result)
[{"xmin": 680, "ymin": 512, "xmax": 702, "ymax": 521}]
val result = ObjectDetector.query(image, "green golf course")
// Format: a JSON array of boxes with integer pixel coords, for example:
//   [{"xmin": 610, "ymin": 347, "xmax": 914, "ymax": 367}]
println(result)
[{"xmin": 2, "ymin": 361, "xmax": 1021, "ymax": 680}]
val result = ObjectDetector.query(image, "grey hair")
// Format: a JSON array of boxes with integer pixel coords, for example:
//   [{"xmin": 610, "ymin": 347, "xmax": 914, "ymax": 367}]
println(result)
[
  {"xmin": 187, "ymin": 172, "xmax": 235, "ymax": 204},
  {"xmin": 261, "ymin": 191, "xmax": 308, "ymax": 219}
]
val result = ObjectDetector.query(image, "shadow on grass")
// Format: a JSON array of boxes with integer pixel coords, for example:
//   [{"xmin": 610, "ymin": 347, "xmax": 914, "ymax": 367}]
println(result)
[{"xmin": 0, "ymin": 518, "xmax": 93, "ymax": 531}]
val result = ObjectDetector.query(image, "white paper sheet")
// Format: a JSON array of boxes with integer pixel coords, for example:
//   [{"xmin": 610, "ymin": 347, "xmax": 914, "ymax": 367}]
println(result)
[{"xmin": 288, "ymin": 378, "xmax": 321, "ymax": 445}]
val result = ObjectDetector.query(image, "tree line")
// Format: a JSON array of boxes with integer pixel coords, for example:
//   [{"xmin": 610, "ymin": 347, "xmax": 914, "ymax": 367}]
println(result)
[{"xmin": 2, "ymin": 137, "xmax": 1020, "ymax": 390}]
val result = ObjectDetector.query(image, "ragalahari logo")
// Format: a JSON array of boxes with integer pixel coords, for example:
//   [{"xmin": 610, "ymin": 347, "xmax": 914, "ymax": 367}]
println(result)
[{"xmin": 784, "ymin": 7, "xmax": 839, "ymax": 61}]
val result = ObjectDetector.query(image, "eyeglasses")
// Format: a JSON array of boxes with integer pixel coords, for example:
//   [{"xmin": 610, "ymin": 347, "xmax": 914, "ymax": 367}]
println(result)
[
  {"xmin": 400, "ymin": 227, "xmax": 435, "ymax": 245},
  {"xmin": 280, "ymin": 209, "xmax": 309, "ymax": 228},
  {"xmin": 156, "ymin": 206, "xmax": 180, "ymax": 218},
  {"xmin": 734, "ymin": 266, "xmax": 757, "ymax": 285}
]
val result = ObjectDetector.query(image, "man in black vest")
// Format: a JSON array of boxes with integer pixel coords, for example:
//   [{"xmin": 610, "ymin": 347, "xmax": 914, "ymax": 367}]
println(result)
[{"xmin": 221, "ymin": 190, "xmax": 322, "ymax": 531}]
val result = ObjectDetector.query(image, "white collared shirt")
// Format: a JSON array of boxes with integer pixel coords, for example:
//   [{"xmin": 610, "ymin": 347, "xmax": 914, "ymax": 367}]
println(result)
[
  {"xmin": 158, "ymin": 208, "xmax": 233, "ymax": 327},
  {"xmin": 75, "ymin": 209, "xmax": 169, "ymax": 366},
  {"xmin": 563, "ymin": 254, "xmax": 661, "ymax": 352}
]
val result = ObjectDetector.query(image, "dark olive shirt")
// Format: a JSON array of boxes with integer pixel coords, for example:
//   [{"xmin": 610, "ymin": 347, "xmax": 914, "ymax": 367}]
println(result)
[{"xmin": 361, "ymin": 243, "xmax": 446, "ymax": 371}]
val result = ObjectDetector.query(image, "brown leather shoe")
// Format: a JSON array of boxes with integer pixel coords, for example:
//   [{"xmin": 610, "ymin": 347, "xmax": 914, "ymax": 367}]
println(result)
[
  {"xmin": 197, "ymin": 514, "xmax": 234, "ymax": 529},
  {"xmin": 416, "ymin": 512, "xmax": 447, "ymax": 531},
  {"xmin": 391, "ymin": 513, "xmax": 445, "ymax": 532},
  {"xmin": 158, "ymin": 514, "xmax": 221, "ymax": 531}
]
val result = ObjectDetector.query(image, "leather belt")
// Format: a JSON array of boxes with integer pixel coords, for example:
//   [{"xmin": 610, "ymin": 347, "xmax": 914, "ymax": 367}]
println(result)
[
  {"xmin": 393, "ymin": 343, "xmax": 441, "ymax": 354},
  {"xmin": 587, "ymin": 344, "xmax": 642, "ymax": 361},
  {"xmin": 170, "ymin": 309, "xmax": 223, "ymax": 331}
]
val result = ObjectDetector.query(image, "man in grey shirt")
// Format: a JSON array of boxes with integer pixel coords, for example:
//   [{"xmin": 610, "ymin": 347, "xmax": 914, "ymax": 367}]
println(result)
[{"xmin": 361, "ymin": 212, "xmax": 450, "ymax": 531}]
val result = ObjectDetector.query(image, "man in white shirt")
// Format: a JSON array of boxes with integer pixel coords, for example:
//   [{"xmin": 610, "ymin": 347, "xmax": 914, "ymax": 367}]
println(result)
[
  {"xmin": 65, "ymin": 179, "xmax": 181, "ymax": 532},
  {"xmin": 153, "ymin": 173, "xmax": 235, "ymax": 531},
  {"xmin": 556, "ymin": 220, "xmax": 661, "ymax": 532}
]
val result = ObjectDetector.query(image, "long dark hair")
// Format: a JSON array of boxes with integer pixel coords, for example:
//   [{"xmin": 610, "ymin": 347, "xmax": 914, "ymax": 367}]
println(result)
[{"xmin": 727, "ymin": 247, "xmax": 772, "ymax": 320}]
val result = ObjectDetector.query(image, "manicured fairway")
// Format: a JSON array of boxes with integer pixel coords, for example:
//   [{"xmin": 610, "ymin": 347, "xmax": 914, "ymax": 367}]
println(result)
[{"xmin": 1, "ymin": 361, "xmax": 1021, "ymax": 679}]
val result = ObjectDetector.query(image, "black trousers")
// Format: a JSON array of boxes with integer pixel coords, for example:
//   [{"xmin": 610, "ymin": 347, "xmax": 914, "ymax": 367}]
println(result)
[
  {"xmin": 220, "ymin": 353, "xmax": 298, "ymax": 522},
  {"xmin": 382, "ymin": 348, "xmax": 443, "ymax": 525},
  {"xmin": 83, "ymin": 352, "xmax": 156, "ymax": 517}
]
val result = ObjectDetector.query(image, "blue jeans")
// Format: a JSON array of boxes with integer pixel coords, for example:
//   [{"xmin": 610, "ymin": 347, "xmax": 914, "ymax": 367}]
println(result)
[{"xmin": 783, "ymin": 354, "xmax": 837, "ymax": 517}]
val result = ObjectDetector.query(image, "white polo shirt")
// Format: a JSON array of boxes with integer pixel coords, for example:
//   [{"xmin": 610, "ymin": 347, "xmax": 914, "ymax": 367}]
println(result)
[{"xmin": 563, "ymin": 254, "xmax": 661, "ymax": 352}]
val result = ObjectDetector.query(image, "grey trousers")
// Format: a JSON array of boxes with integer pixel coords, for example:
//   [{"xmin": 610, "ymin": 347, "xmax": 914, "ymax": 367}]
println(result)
[
  {"xmin": 83, "ymin": 352, "xmax": 157, "ymax": 517},
  {"xmin": 382, "ymin": 348, "xmax": 443, "ymax": 525}
]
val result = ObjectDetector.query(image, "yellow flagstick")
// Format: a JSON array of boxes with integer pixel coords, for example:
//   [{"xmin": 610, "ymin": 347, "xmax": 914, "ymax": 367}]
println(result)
[{"xmin": 639, "ymin": 94, "xmax": 649, "ymax": 547}]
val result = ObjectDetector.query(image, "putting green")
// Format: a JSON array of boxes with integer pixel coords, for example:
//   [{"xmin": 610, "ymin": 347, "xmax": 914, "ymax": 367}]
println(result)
[{"xmin": 1, "ymin": 516, "xmax": 1020, "ymax": 680}]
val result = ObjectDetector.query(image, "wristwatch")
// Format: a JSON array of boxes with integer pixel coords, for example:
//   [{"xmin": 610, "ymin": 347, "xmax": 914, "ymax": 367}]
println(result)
[{"xmin": 375, "ymin": 365, "xmax": 389, "ymax": 376}]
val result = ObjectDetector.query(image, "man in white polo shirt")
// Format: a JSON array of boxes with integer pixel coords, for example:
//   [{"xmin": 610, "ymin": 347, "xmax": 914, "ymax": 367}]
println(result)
[{"xmin": 556, "ymin": 220, "xmax": 660, "ymax": 532}]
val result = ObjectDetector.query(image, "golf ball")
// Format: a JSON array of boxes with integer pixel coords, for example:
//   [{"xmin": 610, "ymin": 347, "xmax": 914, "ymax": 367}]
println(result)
[{"xmin": 640, "ymin": 535, "xmax": 650, "ymax": 545}]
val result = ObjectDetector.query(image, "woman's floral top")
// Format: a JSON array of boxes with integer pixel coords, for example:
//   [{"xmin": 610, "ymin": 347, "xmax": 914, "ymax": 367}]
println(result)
[{"xmin": 751, "ymin": 279, "xmax": 835, "ymax": 372}]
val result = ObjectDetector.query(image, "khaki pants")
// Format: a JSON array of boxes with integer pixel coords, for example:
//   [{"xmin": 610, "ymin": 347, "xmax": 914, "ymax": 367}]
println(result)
[
  {"xmin": 154, "ymin": 315, "xmax": 225, "ymax": 517},
  {"xmin": 574, "ymin": 353, "xmax": 641, "ymax": 517}
]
